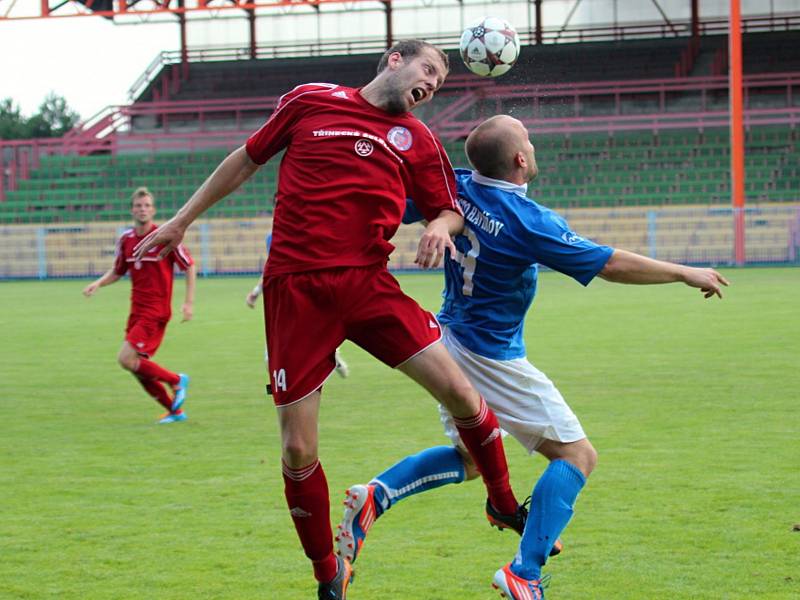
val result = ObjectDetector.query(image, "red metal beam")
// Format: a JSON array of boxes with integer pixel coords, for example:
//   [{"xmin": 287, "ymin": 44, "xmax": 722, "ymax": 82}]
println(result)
[{"xmin": 1, "ymin": 0, "xmax": 382, "ymax": 20}]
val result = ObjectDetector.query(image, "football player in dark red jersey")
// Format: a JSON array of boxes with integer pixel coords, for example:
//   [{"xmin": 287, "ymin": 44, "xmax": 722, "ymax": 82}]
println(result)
[
  {"xmin": 84, "ymin": 187, "xmax": 195, "ymax": 424},
  {"xmin": 134, "ymin": 41, "xmax": 520, "ymax": 598}
]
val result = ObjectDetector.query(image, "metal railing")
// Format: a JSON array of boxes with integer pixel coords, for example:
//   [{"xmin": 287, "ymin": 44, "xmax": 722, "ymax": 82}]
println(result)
[{"xmin": 125, "ymin": 13, "xmax": 800, "ymax": 101}]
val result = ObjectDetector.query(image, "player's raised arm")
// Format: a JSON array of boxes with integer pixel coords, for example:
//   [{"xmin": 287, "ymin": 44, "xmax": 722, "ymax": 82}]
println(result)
[
  {"xmin": 82, "ymin": 267, "xmax": 121, "ymax": 296},
  {"xmin": 415, "ymin": 208, "xmax": 463, "ymax": 269},
  {"xmin": 599, "ymin": 248, "xmax": 730, "ymax": 298},
  {"xmin": 134, "ymin": 146, "xmax": 260, "ymax": 260}
]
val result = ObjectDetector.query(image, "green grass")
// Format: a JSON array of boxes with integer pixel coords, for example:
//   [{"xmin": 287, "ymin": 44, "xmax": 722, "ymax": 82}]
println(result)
[{"xmin": 1, "ymin": 269, "xmax": 798, "ymax": 599}]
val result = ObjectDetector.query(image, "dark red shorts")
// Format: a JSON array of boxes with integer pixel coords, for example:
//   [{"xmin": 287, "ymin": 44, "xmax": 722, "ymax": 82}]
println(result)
[
  {"xmin": 125, "ymin": 314, "xmax": 168, "ymax": 358},
  {"xmin": 262, "ymin": 264, "xmax": 441, "ymax": 406}
]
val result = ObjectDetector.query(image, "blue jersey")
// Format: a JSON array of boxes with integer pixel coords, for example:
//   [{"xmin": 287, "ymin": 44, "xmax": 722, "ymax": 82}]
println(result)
[{"xmin": 409, "ymin": 169, "xmax": 613, "ymax": 360}]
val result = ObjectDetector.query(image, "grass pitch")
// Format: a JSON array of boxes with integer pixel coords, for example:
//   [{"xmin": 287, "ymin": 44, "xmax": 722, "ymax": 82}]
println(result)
[{"xmin": 1, "ymin": 268, "xmax": 798, "ymax": 599}]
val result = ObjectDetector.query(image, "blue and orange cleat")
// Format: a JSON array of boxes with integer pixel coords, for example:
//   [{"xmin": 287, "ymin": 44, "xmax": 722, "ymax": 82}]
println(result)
[
  {"xmin": 335, "ymin": 484, "xmax": 379, "ymax": 564},
  {"xmin": 172, "ymin": 373, "xmax": 190, "ymax": 412},
  {"xmin": 158, "ymin": 409, "xmax": 187, "ymax": 424},
  {"xmin": 318, "ymin": 554, "xmax": 352, "ymax": 600},
  {"xmin": 492, "ymin": 563, "xmax": 550, "ymax": 600}
]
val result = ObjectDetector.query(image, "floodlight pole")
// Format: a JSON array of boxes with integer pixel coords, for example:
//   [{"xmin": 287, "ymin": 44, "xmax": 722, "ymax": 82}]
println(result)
[
  {"xmin": 729, "ymin": 0, "xmax": 745, "ymax": 265},
  {"xmin": 248, "ymin": 7, "xmax": 257, "ymax": 59},
  {"xmin": 383, "ymin": 0, "xmax": 393, "ymax": 48}
]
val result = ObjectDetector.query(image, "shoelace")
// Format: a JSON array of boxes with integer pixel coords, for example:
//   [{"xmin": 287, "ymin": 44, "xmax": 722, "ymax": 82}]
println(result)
[
  {"xmin": 517, "ymin": 495, "xmax": 532, "ymax": 522},
  {"xmin": 540, "ymin": 573, "xmax": 552, "ymax": 589}
]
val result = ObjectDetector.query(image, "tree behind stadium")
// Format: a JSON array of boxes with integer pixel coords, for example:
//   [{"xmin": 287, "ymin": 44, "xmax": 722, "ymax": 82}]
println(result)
[{"xmin": 0, "ymin": 92, "xmax": 80, "ymax": 140}]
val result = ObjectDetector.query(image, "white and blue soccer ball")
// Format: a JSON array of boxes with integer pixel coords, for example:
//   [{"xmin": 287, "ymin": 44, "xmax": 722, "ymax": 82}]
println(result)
[{"xmin": 459, "ymin": 16, "xmax": 521, "ymax": 78}]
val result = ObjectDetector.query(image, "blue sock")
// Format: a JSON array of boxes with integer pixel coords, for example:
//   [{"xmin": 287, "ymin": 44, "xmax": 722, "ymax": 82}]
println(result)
[
  {"xmin": 371, "ymin": 446, "xmax": 465, "ymax": 516},
  {"xmin": 511, "ymin": 459, "xmax": 586, "ymax": 580}
]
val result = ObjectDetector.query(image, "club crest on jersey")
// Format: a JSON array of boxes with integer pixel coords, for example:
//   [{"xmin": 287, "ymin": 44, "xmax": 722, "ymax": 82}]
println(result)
[
  {"xmin": 387, "ymin": 126, "xmax": 413, "ymax": 151},
  {"xmin": 561, "ymin": 231, "xmax": 584, "ymax": 244},
  {"xmin": 354, "ymin": 139, "xmax": 374, "ymax": 157}
]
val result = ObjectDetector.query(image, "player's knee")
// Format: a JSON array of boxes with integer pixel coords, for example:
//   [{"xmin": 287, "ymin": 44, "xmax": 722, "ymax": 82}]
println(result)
[
  {"xmin": 281, "ymin": 438, "xmax": 318, "ymax": 468},
  {"xmin": 540, "ymin": 438, "xmax": 597, "ymax": 479},
  {"xmin": 117, "ymin": 352, "xmax": 136, "ymax": 371},
  {"xmin": 574, "ymin": 441, "xmax": 598, "ymax": 478},
  {"xmin": 440, "ymin": 380, "xmax": 481, "ymax": 417}
]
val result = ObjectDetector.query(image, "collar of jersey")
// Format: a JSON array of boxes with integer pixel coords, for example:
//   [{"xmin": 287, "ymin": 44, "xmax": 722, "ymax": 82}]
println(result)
[
  {"xmin": 133, "ymin": 223, "xmax": 157, "ymax": 238},
  {"xmin": 471, "ymin": 171, "xmax": 528, "ymax": 198}
]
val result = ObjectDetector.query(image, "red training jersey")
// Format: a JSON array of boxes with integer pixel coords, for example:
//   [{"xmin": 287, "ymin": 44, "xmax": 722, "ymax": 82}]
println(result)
[
  {"xmin": 113, "ymin": 224, "xmax": 194, "ymax": 320},
  {"xmin": 245, "ymin": 84, "xmax": 459, "ymax": 276}
]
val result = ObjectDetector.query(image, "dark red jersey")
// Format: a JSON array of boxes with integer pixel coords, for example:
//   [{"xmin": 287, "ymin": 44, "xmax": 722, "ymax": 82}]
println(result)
[
  {"xmin": 113, "ymin": 224, "xmax": 194, "ymax": 320},
  {"xmin": 245, "ymin": 84, "xmax": 459, "ymax": 276}
]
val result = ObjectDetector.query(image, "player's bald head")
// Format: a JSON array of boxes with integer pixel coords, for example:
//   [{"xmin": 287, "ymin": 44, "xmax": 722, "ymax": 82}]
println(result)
[{"xmin": 465, "ymin": 115, "xmax": 530, "ymax": 181}]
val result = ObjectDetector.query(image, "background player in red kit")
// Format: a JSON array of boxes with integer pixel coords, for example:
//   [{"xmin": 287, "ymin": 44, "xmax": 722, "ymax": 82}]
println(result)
[
  {"xmin": 83, "ymin": 187, "xmax": 196, "ymax": 424},
  {"xmin": 133, "ymin": 41, "xmax": 520, "ymax": 598}
]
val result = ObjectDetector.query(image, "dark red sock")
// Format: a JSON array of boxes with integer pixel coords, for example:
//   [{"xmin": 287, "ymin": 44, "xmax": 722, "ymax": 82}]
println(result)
[
  {"xmin": 136, "ymin": 358, "xmax": 180, "ymax": 387},
  {"xmin": 134, "ymin": 374, "xmax": 174, "ymax": 411},
  {"xmin": 454, "ymin": 397, "xmax": 518, "ymax": 515},
  {"xmin": 282, "ymin": 460, "xmax": 337, "ymax": 583}
]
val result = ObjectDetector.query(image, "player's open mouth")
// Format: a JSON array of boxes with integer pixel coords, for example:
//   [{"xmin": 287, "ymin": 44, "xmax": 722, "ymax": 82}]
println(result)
[{"xmin": 411, "ymin": 88, "xmax": 425, "ymax": 102}]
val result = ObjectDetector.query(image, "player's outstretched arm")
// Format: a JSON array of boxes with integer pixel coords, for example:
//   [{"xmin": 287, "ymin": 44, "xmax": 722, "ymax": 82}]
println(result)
[
  {"xmin": 181, "ymin": 263, "xmax": 197, "ymax": 322},
  {"xmin": 82, "ymin": 267, "xmax": 121, "ymax": 297},
  {"xmin": 415, "ymin": 209, "xmax": 463, "ymax": 269},
  {"xmin": 134, "ymin": 146, "xmax": 260, "ymax": 260},
  {"xmin": 599, "ymin": 248, "xmax": 729, "ymax": 298}
]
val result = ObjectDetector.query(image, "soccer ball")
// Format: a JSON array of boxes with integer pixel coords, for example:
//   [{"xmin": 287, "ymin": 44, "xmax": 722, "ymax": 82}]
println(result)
[{"xmin": 459, "ymin": 16, "xmax": 521, "ymax": 78}]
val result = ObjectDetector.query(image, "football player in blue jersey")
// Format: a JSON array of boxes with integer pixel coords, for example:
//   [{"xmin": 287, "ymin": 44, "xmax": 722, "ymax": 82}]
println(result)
[{"xmin": 336, "ymin": 115, "xmax": 729, "ymax": 599}]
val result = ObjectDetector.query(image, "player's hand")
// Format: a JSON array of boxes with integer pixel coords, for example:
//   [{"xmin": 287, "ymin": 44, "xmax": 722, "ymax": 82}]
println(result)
[
  {"xmin": 683, "ymin": 267, "xmax": 729, "ymax": 299},
  {"xmin": 181, "ymin": 302, "xmax": 194, "ymax": 322},
  {"xmin": 133, "ymin": 217, "xmax": 187, "ymax": 261},
  {"xmin": 415, "ymin": 219, "xmax": 456, "ymax": 269},
  {"xmin": 245, "ymin": 292, "xmax": 258, "ymax": 308},
  {"xmin": 83, "ymin": 282, "xmax": 99, "ymax": 297}
]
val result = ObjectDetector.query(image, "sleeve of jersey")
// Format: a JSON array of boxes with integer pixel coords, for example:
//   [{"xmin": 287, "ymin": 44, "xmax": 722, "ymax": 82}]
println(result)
[
  {"xmin": 402, "ymin": 198, "xmax": 425, "ymax": 224},
  {"xmin": 245, "ymin": 85, "xmax": 314, "ymax": 165},
  {"xmin": 172, "ymin": 244, "xmax": 194, "ymax": 271},
  {"xmin": 408, "ymin": 133, "xmax": 460, "ymax": 222},
  {"xmin": 524, "ymin": 211, "xmax": 613, "ymax": 286},
  {"xmin": 112, "ymin": 236, "xmax": 128, "ymax": 276}
]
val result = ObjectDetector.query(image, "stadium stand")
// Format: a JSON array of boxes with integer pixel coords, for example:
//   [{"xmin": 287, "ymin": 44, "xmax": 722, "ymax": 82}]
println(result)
[
  {"xmin": 1, "ymin": 26, "xmax": 798, "ymax": 275},
  {"xmin": 3, "ymin": 124, "xmax": 797, "ymax": 226},
  {"xmin": 0, "ymin": 150, "xmax": 278, "ymax": 224}
]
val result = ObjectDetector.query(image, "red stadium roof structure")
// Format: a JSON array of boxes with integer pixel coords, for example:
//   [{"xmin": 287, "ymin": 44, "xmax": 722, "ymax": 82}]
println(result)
[{"xmin": 0, "ymin": 0, "xmax": 384, "ymax": 20}]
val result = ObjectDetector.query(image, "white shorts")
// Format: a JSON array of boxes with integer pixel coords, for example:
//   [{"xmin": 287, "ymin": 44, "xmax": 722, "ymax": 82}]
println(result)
[{"xmin": 439, "ymin": 327, "xmax": 586, "ymax": 454}]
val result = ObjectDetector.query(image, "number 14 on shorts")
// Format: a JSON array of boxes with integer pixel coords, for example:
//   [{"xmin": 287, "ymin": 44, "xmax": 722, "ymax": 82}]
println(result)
[{"xmin": 273, "ymin": 368, "xmax": 287, "ymax": 392}]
